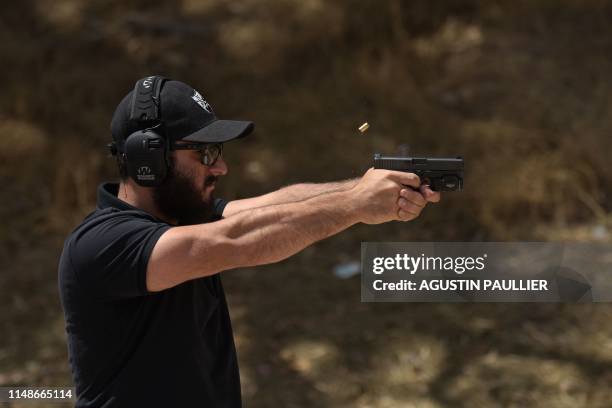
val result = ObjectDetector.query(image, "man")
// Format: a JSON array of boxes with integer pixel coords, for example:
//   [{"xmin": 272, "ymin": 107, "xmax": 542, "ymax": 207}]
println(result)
[{"xmin": 58, "ymin": 76, "xmax": 440, "ymax": 407}]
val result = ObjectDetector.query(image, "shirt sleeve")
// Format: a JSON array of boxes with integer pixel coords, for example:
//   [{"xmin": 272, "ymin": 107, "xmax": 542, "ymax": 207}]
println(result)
[{"xmin": 68, "ymin": 213, "xmax": 171, "ymax": 299}]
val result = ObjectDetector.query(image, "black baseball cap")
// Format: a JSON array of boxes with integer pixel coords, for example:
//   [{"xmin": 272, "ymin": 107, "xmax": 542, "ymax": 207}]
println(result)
[{"xmin": 111, "ymin": 78, "xmax": 254, "ymax": 149}]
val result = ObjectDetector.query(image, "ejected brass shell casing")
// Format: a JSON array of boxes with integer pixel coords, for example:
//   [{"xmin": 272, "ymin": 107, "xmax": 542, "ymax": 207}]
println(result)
[{"xmin": 358, "ymin": 122, "xmax": 370, "ymax": 133}]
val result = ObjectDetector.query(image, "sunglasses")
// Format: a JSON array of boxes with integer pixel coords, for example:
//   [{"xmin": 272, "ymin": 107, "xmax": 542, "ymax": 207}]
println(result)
[{"xmin": 173, "ymin": 142, "xmax": 223, "ymax": 166}]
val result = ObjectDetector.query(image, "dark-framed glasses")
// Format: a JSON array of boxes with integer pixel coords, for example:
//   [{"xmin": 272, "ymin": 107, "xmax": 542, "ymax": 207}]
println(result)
[{"xmin": 173, "ymin": 142, "xmax": 223, "ymax": 166}]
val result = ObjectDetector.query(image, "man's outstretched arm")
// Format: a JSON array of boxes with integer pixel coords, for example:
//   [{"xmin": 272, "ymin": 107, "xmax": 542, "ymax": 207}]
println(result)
[
  {"xmin": 223, "ymin": 179, "xmax": 359, "ymax": 217},
  {"xmin": 146, "ymin": 169, "xmax": 440, "ymax": 292}
]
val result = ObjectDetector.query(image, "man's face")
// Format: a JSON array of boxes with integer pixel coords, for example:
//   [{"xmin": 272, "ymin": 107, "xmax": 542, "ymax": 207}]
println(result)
[{"xmin": 152, "ymin": 144, "xmax": 228, "ymax": 225}]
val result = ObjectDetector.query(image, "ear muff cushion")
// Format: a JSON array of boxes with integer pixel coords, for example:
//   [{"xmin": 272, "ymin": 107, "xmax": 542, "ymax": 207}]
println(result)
[{"xmin": 125, "ymin": 130, "xmax": 167, "ymax": 187}]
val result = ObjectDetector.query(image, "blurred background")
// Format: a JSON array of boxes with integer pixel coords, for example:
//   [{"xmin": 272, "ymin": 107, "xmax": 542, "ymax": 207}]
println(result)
[{"xmin": 2, "ymin": 0, "xmax": 612, "ymax": 406}]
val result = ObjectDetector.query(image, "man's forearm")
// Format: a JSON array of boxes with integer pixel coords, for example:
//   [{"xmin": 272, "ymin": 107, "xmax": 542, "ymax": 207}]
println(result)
[
  {"xmin": 223, "ymin": 179, "xmax": 359, "ymax": 217},
  {"xmin": 272, "ymin": 179, "xmax": 359, "ymax": 202}
]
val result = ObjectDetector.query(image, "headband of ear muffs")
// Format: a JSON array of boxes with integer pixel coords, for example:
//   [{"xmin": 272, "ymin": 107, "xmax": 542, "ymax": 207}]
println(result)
[{"xmin": 113, "ymin": 75, "xmax": 169, "ymax": 187}]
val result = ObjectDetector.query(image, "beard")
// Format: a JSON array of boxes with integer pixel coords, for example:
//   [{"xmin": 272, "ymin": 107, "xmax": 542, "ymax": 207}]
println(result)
[{"xmin": 152, "ymin": 158, "xmax": 218, "ymax": 225}]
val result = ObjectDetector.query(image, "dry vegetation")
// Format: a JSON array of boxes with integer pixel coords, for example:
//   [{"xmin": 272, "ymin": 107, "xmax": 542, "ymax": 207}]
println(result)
[{"xmin": 1, "ymin": 0, "xmax": 612, "ymax": 407}]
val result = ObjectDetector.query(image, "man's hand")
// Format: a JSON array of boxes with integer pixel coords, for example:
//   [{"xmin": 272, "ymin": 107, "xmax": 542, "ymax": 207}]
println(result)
[{"xmin": 351, "ymin": 168, "xmax": 441, "ymax": 225}]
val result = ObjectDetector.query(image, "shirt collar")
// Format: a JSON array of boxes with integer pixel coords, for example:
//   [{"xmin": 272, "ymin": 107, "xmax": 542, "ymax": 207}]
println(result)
[{"xmin": 97, "ymin": 182, "xmax": 139, "ymax": 211}]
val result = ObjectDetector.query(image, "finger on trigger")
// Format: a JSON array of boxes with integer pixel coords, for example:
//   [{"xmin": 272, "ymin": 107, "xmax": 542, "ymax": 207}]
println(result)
[{"xmin": 390, "ymin": 171, "xmax": 420, "ymax": 189}]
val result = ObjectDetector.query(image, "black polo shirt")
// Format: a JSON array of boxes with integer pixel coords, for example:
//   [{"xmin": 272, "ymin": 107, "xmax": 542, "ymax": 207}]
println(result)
[{"xmin": 58, "ymin": 183, "xmax": 241, "ymax": 407}]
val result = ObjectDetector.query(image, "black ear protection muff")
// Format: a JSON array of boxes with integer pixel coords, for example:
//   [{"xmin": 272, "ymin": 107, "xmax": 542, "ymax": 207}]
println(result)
[{"xmin": 109, "ymin": 76, "xmax": 169, "ymax": 187}]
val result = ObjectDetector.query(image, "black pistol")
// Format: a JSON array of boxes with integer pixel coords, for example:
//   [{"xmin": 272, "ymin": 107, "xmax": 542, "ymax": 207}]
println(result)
[{"xmin": 373, "ymin": 153, "xmax": 464, "ymax": 191}]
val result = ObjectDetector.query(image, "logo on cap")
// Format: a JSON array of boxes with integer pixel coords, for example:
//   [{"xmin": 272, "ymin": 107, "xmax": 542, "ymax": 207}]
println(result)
[
  {"xmin": 142, "ymin": 76, "xmax": 155, "ymax": 89},
  {"xmin": 192, "ymin": 90, "xmax": 213, "ymax": 113}
]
